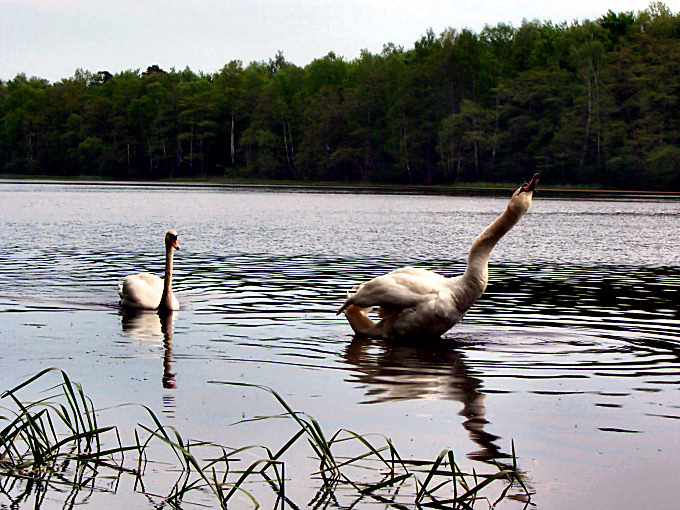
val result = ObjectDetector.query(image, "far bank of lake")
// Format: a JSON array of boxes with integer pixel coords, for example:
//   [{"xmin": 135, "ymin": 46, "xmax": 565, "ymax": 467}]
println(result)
[{"xmin": 3, "ymin": 175, "xmax": 680, "ymax": 200}]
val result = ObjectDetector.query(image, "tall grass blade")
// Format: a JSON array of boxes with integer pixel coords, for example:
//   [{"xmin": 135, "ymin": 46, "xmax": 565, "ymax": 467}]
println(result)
[
  {"xmin": 415, "ymin": 449, "xmax": 449, "ymax": 503},
  {"xmin": 360, "ymin": 472, "xmax": 412, "ymax": 494}
]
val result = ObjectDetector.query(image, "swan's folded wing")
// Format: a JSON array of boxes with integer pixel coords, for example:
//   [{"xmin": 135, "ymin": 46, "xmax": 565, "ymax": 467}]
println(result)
[
  {"xmin": 343, "ymin": 273, "xmax": 444, "ymax": 311},
  {"xmin": 121, "ymin": 273, "xmax": 160, "ymax": 294},
  {"xmin": 119, "ymin": 273, "xmax": 163, "ymax": 309}
]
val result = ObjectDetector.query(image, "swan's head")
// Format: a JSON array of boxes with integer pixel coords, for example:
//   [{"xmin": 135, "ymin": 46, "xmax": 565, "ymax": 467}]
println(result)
[
  {"xmin": 508, "ymin": 173, "xmax": 539, "ymax": 215},
  {"xmin": 165, "ymin": 230, "xmax": 180, "ymax": 250}
]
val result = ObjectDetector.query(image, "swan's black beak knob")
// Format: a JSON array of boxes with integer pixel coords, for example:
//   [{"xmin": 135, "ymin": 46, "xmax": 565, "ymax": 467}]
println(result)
[
  {"xmin": 167, "ymin": 231, "xmax": 180, "ymax": 250},
  {"xmin": 520, "ymin": 173, "xmax": 540, "ymax": 193}
]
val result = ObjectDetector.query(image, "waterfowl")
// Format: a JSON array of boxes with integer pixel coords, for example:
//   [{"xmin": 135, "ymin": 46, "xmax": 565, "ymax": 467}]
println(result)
[
  {"xmin": 119, "ymin": 230, "xmax": 180, "ymax": 310},
  {"xmin": 337, "ymin": 174, "xmax": 539, "ymax": 339}
]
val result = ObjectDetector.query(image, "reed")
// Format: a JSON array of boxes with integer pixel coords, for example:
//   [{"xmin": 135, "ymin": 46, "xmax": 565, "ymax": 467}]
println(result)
[{"xmin": 1, "ymin": 369, "xmax": 530, "ymax": 509}]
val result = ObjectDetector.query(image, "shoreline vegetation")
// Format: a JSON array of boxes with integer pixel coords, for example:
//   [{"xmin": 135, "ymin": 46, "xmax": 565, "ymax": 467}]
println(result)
[
  {"xmin": 0, "ymin": 368, "xmax": 529, "ymax": 509},
  {"xmin": 2, "ymin": 5, "xmax": 680, "ymax": 192}
]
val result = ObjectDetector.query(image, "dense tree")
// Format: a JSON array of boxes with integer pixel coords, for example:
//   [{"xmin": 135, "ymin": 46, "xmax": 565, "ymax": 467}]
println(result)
[{"xmin": 1, "ymin": 4, "xmax": 679, "ymax": 190}]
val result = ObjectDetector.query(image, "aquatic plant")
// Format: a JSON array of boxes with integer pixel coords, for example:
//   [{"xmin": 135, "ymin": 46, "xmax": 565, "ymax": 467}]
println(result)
[{"xmin": 0, "ymin": 368, "xmax": 529, "ymax": 509}]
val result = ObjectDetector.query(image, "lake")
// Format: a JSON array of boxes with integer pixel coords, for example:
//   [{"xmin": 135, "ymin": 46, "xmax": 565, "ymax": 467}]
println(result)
[{"xmin": 0, "ymin": 181, "xmax": 679, "ymax": 509}]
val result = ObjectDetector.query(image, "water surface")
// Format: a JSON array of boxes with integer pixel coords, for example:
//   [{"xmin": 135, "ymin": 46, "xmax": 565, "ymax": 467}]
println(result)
[{"xmin": 0, "ymin": 182, "xmax": 679, "ymax": 509}]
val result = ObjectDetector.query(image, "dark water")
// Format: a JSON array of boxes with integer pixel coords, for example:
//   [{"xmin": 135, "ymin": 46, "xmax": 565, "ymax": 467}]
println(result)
[{"xmin": 0, "ymin": 181, "xmax": 679, "ymax": 509}]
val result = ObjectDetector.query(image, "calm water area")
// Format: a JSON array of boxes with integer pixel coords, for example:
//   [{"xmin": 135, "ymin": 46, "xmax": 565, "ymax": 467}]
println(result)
[{"xmin": 0, "ymin": 181, "xmax": 679, "ymax": 509}]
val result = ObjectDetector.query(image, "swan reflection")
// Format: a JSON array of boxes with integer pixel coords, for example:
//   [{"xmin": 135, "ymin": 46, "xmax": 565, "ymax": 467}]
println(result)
[
  {"xmin": 343, "ymin": 336, "xmax": 507, "ymax": 463},
  {"xmin": 120, "ymin": 309, "xmax": 176, "ymax": 390}
]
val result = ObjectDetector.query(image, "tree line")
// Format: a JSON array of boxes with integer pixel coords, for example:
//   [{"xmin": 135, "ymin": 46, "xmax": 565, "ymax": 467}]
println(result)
[{"xmin": 1, "ymin": 4, "xmax": 679, "ymax": 190}]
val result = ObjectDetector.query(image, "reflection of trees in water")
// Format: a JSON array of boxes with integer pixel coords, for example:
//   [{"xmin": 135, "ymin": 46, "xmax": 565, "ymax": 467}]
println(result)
[
  {"xmin": 343, "ymin": 336, "xmax": 508, "ymax": 463},
  {"xmin": 120, "ymin": 309, "xmax": 176, "ymax": 393}
]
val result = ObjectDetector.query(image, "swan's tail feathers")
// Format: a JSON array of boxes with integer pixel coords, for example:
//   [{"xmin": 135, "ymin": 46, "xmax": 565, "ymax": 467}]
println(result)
[{"xmin": 342, "ymin": 305, "xmax": 377, "ymax": 336}]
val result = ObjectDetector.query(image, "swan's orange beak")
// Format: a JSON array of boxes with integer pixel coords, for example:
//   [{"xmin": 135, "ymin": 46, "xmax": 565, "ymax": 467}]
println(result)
[
  {"xmin": 520, "ymin": 173, "xmax": 540, "ymax": 193},
  {"xmin": 172, "ymin": 240, "xmax": 180, "ymax": 250}
]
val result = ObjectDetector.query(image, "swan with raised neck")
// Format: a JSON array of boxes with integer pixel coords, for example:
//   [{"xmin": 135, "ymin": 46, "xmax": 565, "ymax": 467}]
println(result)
[{"xmin": 338, "ymin": 174, "xmax": 539, "ymax": 339}]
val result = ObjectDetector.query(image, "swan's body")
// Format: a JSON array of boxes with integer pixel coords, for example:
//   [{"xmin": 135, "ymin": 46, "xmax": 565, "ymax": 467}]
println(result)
[
  {"xmin": 118, "ymin": 230, "xmax": 180, "ymax": 310},
  {"xmin": 338, "ymin": 174, "xmax": 539, "ymax": 339}
]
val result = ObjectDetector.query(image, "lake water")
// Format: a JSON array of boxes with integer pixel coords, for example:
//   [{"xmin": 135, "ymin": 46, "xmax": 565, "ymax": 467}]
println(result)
[{"xmin": 0, "ymin": 181, "xmax": 679, "ymax": 509}]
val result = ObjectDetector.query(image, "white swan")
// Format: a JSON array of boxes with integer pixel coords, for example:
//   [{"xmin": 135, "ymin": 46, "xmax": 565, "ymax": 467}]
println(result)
[
  {"xmin": 337, "ymin": 174, "xmax": 539, "ymax": 339},
  {"xmin": 118, "ymin": 230, "xmax": 180, "ymax": 310}
]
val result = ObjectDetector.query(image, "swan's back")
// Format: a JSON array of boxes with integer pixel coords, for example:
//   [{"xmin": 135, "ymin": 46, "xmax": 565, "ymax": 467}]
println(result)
[
  {"xmin": 342, "ymin": 268, "xmax": 446, "ymax": 312},
  {"xmin": 387, "ymin": 266, "xmax": 446, "ymax": 281}
]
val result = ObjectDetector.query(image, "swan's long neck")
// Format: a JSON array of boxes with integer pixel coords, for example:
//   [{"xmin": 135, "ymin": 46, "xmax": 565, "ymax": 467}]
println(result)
[
  {"xmin": 161, "ymin": 243, "xmax": 174, "ymax": 309},
  {"xmin": 461, "ymin": 203, "xmax": 525, "ymax": 298}
]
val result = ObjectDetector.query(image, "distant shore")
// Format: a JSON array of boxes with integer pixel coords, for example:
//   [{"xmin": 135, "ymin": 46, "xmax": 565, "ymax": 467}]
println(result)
[{"xmin": 2, "ymin": 175, "xmax": 679, "ymax": 199}]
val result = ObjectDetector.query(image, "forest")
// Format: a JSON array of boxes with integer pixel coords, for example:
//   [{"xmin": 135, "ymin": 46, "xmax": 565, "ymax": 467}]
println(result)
[{"xmin": 1, "ymin": 4, "xmax": 680, "ymax": 190}]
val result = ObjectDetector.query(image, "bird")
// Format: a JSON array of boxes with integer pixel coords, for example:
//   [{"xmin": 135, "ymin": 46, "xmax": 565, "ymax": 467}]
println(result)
[
  {"xmin": 118, "ymin": 230, "xmax": 180, "ymax": 310},
  {"xmin": 337, "ymin": 174, "xmax": 539, "ymax": 340}
]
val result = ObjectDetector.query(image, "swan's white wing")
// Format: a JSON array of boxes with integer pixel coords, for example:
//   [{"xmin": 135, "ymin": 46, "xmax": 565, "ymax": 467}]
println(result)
[
  {"xmin": 342, "ymin": 270, "xmax": 448, "ymax": 312},
  {"xmin": 119, "ymin": 273, "xmax": 163, "ymax": 309}
]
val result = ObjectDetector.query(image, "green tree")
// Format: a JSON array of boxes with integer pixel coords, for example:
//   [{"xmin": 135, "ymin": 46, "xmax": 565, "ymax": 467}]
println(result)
[
  {"xmin": 1, "ymin": 74, "xmax": 49, "ymax": 173},
  {"xmin": 439, "ymin": 99, "xmax": 493, "ymax": 182},
  {"xmin": 298, "ymin": 53, "xmax": 351, "ymax": 180},
  {"xmin": 177, "ymin": 75, "xmax": 216, "ymax": 178},
  {"xmin": 213, "ymin": 60, "xmax": 246, "ymax": 172}
]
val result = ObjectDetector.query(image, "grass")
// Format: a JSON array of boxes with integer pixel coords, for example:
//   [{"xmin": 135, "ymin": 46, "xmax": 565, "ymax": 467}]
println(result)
[{"xmin": 1, "ymin": 368, "xmax": 530, "ymax": 509}]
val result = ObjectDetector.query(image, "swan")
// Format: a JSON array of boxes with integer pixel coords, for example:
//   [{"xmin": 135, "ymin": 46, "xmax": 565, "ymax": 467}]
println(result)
[
  {"xmin": 337, "ymin": 174, "xmax": 539, "ymax": 339},
  {"xmin": 118, "ymin": 230, "xmax": 180, "ymax": 310}
]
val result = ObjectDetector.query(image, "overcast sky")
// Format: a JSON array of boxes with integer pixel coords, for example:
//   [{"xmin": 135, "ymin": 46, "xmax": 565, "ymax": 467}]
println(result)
[{"xmin": 1, "ymin": 0, "xmax": 677, "ymax": 83}]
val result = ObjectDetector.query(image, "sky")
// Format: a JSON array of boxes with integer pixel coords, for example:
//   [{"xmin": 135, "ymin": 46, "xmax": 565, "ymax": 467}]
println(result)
[{"xmin": 1, "ymin": 0, "xmax": 677, "ymax": 83}]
